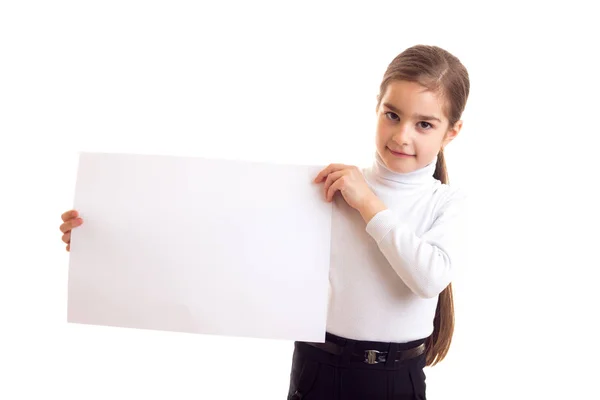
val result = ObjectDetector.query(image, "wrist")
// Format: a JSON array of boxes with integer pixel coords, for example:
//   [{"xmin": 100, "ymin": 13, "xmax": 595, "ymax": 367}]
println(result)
[{"xmin": 359, "ymin": 194, "xmax": 387, "ymax": 224}]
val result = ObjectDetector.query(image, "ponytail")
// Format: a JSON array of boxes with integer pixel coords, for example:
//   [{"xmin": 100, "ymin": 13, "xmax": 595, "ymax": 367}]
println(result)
[{"xmin": 424, "ymin": 149, "xmax": 455, "ymax": 367}]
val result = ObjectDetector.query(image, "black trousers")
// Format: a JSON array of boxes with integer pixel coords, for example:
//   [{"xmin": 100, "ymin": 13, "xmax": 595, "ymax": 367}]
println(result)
[{"xmin": 287, "ymin": 332, "xmax": 427, "ymax": 400}]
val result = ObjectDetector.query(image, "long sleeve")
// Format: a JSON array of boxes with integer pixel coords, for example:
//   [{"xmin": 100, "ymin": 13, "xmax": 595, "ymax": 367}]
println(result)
[{"xmin": 365, "ymin": 189, "xmax": 468, "ymax": 299}]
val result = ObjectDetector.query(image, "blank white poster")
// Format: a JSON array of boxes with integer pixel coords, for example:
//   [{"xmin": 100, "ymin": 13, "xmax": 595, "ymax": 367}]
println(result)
[{"xmin": 67, "ymin": 152, "xmax": 332, "ymax": 342}]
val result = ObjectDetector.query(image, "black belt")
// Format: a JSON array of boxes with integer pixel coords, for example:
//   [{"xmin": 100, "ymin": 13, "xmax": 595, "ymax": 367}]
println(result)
[{"xmin": 304, "ymin": 340, "xmax": 426, "ymax": 365}]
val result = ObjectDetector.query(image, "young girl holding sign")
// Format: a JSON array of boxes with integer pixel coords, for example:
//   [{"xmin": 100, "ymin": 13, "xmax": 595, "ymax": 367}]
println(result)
[{"xmin": 59, "ymin": 44, "xmax": 470, "ymax": 400}]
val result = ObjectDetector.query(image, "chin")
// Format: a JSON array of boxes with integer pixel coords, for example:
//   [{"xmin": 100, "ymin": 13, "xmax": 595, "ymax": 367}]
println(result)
[
  {"xmin": 379, "ymin": 151, "xmax": 414, "ymax": 171},
  {"xmin": 383, "ymin": 156, "xmax": 417, "ymax": 174}
]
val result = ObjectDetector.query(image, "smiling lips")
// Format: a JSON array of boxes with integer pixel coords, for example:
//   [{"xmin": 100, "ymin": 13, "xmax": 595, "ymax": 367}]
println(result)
[{"xmin": 388, "ymin": 148, "xmax": 415, "ymax": 157}]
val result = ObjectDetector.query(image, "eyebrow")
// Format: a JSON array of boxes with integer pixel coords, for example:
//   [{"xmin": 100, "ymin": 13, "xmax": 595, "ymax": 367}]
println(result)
[{"xmin": 383, "ymin": 102, "xmax": 442, "ymax": 123}]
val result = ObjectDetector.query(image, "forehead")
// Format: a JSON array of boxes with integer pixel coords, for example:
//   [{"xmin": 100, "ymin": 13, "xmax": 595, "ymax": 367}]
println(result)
[{"xmin": 381, "ymin": 80, "xmax": 446, "ymax": 120}]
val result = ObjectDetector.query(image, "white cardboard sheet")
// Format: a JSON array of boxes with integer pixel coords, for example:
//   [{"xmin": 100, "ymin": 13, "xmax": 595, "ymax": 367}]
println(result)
[{"xmin": 67, "ymin": 152, "xmax": 332, "ymax": 342}]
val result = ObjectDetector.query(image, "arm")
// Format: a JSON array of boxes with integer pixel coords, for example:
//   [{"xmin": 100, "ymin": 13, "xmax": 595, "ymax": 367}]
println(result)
[{"xmin": 363, "ymin": 189, "xmax": 468, "ymax": 299}]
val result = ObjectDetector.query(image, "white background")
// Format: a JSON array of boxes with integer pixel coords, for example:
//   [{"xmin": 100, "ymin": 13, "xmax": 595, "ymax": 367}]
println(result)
[{"xmin": 1, "ymin": 1, "xmax": 598, "ymax": 399}]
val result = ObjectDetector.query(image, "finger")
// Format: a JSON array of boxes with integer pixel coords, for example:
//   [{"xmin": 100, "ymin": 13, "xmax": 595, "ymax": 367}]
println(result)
[
  {"xmin": 314, "ymin": 164, "xmax": 348, "ymax": 183},
  {"xmin": 327, "ymin": 177, "xmax": 345, "ymax": 202},
  {"xmin": 314, "ymin": 165, "xmax": 332, "ymax": 183},
  {"xmin": 323, "ymin": 170, "xmax": 345, "ymax": 198},
  {"xmin": 61, "ymin": 210, "xmax": 78, "ymax": 222},
  {"xmin": 62, "ymin": 231, "xmax": 71, "ymax": 244},
  {"xmin": 60, "ymin": 218, "xmax": 83, "ymax": 233},
  {"xmin": 66, "ymin": 244, "xmax": 70, "ymax": 252}
]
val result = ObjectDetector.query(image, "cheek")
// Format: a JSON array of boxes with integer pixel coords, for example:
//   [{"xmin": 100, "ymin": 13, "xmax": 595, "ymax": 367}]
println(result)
[
  {"xmin": 375, "ymin": 123, "xmax": 389, "ymax": 144},
  {"xmin": 415, "ymin": 137, "xmax": 440, "ymax": 158}
]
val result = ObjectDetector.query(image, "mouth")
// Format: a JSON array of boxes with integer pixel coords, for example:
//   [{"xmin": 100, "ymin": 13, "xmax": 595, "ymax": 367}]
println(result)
[{"xmin": 388, "ymin": 148, "xmax": 415, "ymax": 157}]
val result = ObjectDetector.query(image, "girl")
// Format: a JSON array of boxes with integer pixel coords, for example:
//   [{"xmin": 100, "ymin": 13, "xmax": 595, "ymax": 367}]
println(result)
[
  {"xmin": 288, "ymin": 44, "xmax": 469, "ymax": 399},
  {"xmin": 59, "ymin": 44, "xmax": 470, "ymax": 400}
]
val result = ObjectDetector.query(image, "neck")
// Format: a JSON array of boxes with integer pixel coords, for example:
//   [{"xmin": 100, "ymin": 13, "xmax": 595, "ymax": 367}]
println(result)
[{"xmin": 371, "ymin": 152, "xmax": 438, "ymax": 188}]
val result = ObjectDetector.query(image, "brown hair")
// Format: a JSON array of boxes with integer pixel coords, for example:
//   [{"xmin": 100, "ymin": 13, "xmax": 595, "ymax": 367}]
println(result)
[{"xmin": 376, "ymin": 45, "xmax": 470, "ymax": 366}]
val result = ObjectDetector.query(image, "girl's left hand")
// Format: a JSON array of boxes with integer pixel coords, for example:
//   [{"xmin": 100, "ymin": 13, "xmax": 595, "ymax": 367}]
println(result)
[{"xmin": 314, "ymin": 164, "xmax": 376, "ymax": 210}]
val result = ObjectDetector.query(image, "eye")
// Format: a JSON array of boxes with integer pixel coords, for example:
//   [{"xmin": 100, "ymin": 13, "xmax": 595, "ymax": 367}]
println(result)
[
  {"xmin": 418, "ymin": 121, "xmax": 433, "ymax": 130},
  {"xmin": 385, "ymin": 111, "xmax": 399, "ymax": 121}
]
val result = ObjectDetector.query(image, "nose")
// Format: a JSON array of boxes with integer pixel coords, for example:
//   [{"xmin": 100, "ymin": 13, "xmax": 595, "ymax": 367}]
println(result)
[{"xmin": 390, "ymin": 124, "xmax": 412, "ymax": 146}]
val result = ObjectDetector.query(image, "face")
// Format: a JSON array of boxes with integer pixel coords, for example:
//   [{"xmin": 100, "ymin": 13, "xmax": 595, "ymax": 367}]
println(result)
[{"xmin": 375, "ymin": 80, "xmax": 462, "ymax": 173}]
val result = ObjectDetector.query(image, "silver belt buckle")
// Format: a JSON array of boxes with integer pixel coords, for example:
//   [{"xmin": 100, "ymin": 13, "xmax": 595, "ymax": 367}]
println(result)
[{"xmin": 364, "ymin": 350, "xmax": 382, "ymax": 365}]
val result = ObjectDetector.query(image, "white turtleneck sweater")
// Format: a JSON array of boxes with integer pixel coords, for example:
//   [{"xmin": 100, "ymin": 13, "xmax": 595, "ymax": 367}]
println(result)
[{"xmin": 325, "ymin": 153, "xmax": 468, "ymax": 343}]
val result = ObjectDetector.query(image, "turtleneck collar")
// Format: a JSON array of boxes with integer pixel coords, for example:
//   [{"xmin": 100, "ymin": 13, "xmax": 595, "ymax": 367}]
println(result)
[{"xmin": 370, "ymin": 152, "xmax": 438, "ymax": 188}]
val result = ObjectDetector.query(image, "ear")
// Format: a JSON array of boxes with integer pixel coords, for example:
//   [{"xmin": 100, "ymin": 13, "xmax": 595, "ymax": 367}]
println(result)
[{"xmin": 442, "ymin": 120, "xmax": 462, "ymax": 149}]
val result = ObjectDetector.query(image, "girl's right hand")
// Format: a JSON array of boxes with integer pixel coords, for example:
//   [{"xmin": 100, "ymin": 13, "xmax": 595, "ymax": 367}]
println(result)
[{"xmin": 60, "ymin": 209, "xmax": 83, "ymax": 252}]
